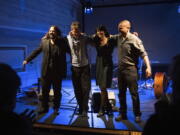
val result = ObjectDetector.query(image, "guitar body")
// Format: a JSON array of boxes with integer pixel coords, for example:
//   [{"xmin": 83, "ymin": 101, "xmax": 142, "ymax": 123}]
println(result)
[{"xmin": 153, "ymin": 72, "xmax": 168, "ymax": 99}]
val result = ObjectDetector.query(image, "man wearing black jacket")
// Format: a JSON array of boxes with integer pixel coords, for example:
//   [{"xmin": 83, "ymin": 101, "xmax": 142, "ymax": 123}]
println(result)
[{"xmin": 23, "ymin": 26, "xmax": 69, "ymax": 115}]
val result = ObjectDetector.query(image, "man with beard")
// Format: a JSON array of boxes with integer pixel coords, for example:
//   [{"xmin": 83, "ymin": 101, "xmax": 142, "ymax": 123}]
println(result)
[{"xmin": 23, "ymin": 26, "xmax": 68, "ymax": 115}]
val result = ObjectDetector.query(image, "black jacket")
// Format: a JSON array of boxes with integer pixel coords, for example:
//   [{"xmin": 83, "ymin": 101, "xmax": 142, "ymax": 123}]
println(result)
[{"xmin": 25, "ymin": 37, "xmax": 69, "ymax": 78}]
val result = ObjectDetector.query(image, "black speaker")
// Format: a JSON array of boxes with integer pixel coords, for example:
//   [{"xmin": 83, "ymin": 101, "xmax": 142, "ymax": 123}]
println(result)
[{"xmin": 91, "ymin": 92, "xmax": 101, "ymax": 113}]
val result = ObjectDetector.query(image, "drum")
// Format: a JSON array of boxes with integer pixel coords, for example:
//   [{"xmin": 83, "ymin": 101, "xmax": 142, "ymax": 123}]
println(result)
[{"xmin": 153, "ymin": 72, "xmax": 168, "ymax": 99}]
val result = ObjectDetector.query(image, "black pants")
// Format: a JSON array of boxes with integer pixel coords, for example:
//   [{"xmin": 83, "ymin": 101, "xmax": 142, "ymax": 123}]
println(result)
[
  {"xmin": 71, "ymin": 65, "xmax": 91, "ymax": 113},
  {"xmin": 118, "ymin": 66, "xmax": 141, "ymax": 116},
  {"xmin": 41, "ymin": 73, "xmax": 62, "ymax": 110}
]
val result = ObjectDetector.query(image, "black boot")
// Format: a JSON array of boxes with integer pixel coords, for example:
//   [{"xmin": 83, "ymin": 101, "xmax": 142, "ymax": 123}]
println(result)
[
  {"xmin": 97, "ymin": 89, "xmax": 108, "ymax": 117},
  {"xmin": 105, "ymin": 103, "xmax": 113, "ymax": 116},
  {"xmin": 115, "ymin": 114, "xmax": 127, "ymax": 121},
  {"xmin": 38, "ymin": 108, "xmax": 48, "ymax": 114},
  {"xmin": 53, "ymin": 108, "xmax": 59, "ymax": 115}
]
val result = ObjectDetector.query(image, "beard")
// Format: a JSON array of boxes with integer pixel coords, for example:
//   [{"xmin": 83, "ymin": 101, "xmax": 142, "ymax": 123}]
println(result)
[{"xmin": 49, "ymin": 34, "xmax": 56, "ymax": 39}]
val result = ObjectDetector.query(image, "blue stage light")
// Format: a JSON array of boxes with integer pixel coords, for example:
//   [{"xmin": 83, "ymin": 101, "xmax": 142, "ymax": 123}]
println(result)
[
  {"xmin": 84, "ymin": 1, "xmax": 93, "ymax": 14},
  {"xmin": 84, "ymin": 7, "xmax": 93, "ymax": 14},
  {"xmin": 178, "ymin": 5, "xmax": 180, "ymax": 13}
]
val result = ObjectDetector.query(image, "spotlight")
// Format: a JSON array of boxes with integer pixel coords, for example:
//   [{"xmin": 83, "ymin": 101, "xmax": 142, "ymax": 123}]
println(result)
[
  {"xmin": 178, "ymin": 5, "xmax": 180, "ymax": 13},
  {"xmin": 84, "ymin": 1, "xmax": 93, "ymax": 14}
]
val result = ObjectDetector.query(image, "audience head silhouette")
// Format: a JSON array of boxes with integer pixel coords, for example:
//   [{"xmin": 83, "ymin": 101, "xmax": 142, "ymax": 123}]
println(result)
[
  {"xmin": 143, "ymin": 54, "xmax": 180, "ymax": 135},
  {"xmin": 0, "ymin": 63, "xmax": 21, "ymax": 112},
  {"xmin": 169, "ymin": 54, "xmax": 180, "ymax": 105},
  {"xmin": 0, "ymin": 63, "xmax": 34, "ymax": 135}
]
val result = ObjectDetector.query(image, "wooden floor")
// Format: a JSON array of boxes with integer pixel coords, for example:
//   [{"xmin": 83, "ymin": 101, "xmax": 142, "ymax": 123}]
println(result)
[{"xmin": 15, "ymin": 79, "xmax": 157, "ymax": 135}]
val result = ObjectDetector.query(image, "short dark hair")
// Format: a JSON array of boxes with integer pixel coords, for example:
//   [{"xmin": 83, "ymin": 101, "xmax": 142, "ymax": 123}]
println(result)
[
  {"xmin": 95, "ymin": 25, "xmax": 110, "ymax": 37},
  {"xmin": 71, "ymin": 21, "xmax": 81, "ymax": 30}
]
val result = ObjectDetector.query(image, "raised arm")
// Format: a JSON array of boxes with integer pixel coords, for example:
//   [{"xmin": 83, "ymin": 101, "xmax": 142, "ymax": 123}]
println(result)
[{"xmin": 23, "ymin": 43, "xmax": 42, "ymax": 65}]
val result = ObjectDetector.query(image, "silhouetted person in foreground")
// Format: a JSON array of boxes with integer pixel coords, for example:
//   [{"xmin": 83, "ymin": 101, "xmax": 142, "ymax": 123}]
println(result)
[
  {"xmin": 0, "ymin": 63, "xmax": 35, "ymax": 135},
  {"xmin": 143, "ymin": 54, "xmax": 180, "ymax": 135}
]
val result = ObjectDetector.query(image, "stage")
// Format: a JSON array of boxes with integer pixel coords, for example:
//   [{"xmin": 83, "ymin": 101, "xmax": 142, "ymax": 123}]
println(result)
[{"xmin": 15, "ymin": 79, "xmax": 157, "ymax": 135}]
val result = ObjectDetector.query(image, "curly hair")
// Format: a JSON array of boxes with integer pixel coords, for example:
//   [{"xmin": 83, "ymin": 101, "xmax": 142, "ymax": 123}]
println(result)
[
  {"xmin": 42, "ymin": 25, "xmax": 62, "ymax": 39},
  {"xmin": 95, "ymin": 25, "xmax": 110, "ymax": 38}
]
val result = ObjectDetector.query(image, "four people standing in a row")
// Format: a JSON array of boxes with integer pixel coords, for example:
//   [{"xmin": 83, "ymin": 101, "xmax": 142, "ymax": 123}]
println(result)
[{"xmin": 23, "ymin": 20, "xmax": 151, "ymax": 123}]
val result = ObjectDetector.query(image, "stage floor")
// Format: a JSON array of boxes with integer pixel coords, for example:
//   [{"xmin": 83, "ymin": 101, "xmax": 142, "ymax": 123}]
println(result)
[{"xmin": 14, "ymin": 79, "xmax": 157, "ymax": 133}]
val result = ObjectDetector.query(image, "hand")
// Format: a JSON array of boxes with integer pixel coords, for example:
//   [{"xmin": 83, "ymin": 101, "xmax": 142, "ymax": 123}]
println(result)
[
  {"xmin": 20, "ymin": 108, "xmax": 36, "ymax": 123},
  {"xmin": 133, "ymin": 32, "xmax": 139, "ymax": 37},
  {"xmin": 92, "ymin": 34, "xmax": 96, "ymax": 38},
  {"xmin": 69, "ymin": 31, "xmax": 73, "ymax": 36},
  {"xmin": 23, "ymin": 60, "xmax": 27, "ymax": 65},
  {"xmin": 110, "ymin": 34, "xmax": 113, "ymax": 38},
  {"xmin": 145, "ymin": 68, "xmax": 152, "ymax": 78}
]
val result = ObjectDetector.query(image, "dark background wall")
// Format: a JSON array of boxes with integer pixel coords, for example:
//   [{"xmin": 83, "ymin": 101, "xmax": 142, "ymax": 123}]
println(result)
[
  {"xmin": 84, "ymin": 2, "xmax": 180, "ymax": 65},
  {"xmin": 0, "ymin": 0, "xmax": 82, "ymax": 88}
]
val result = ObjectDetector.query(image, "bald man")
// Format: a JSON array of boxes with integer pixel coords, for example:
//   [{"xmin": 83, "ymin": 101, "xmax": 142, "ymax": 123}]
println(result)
[{"xmin": 113, "ymin": 20, "xmax": 151, "ymax": 123}]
